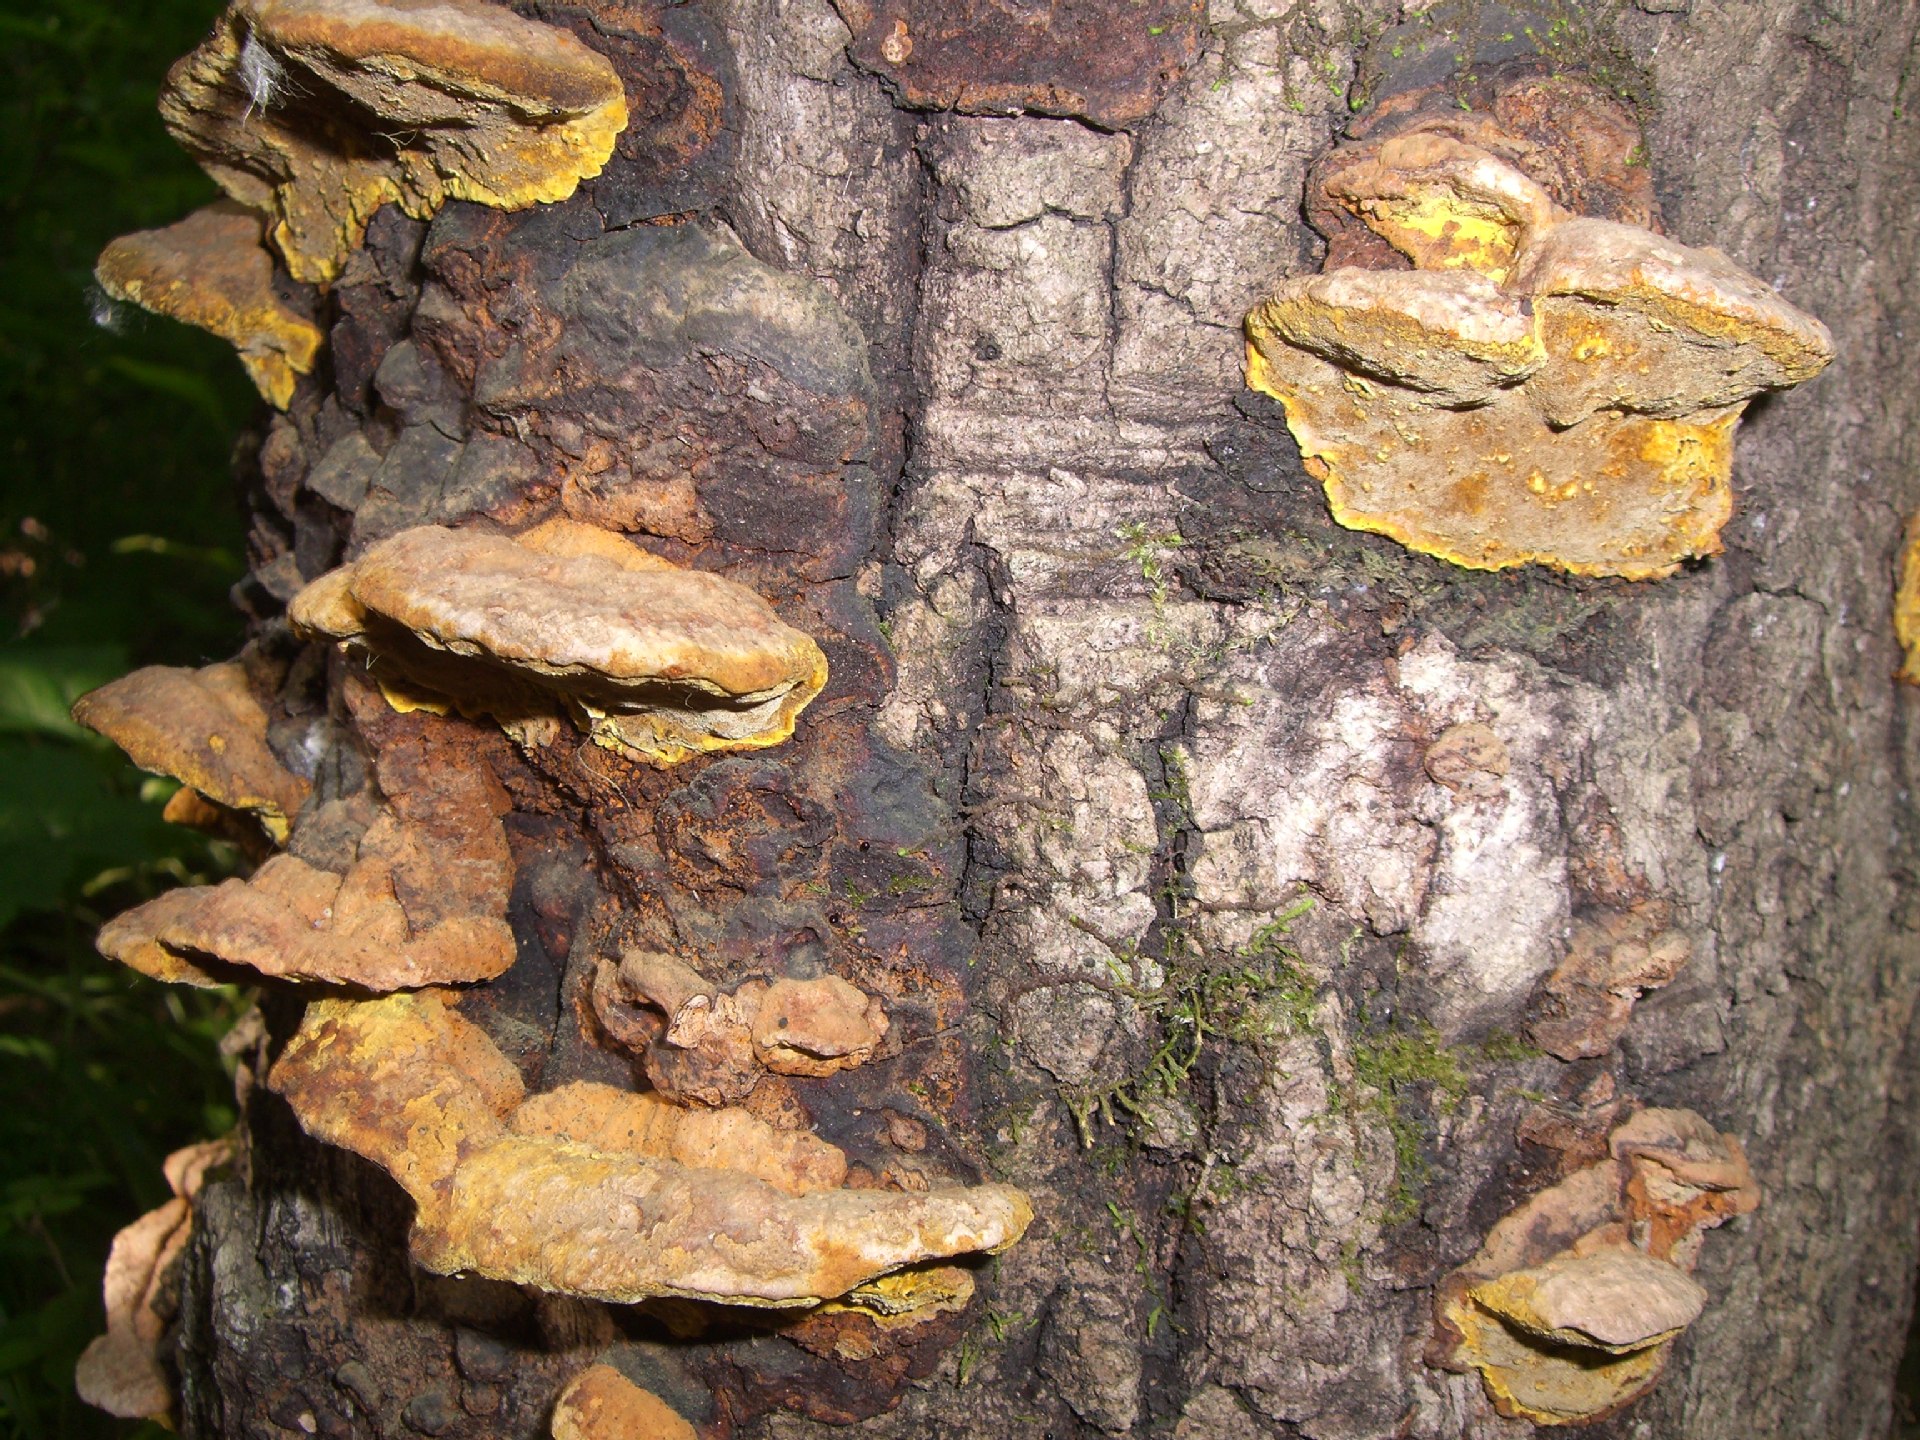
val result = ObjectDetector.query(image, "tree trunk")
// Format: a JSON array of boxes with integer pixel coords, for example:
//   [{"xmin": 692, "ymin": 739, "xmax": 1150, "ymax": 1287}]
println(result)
[{"xmin": 96, "ymin": 0, "xmax": 1920, "ymax": 1436}]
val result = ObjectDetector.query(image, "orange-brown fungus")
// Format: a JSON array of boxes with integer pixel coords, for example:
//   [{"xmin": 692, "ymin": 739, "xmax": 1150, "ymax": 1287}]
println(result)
[
  {"xmin": 510, "ymin": 1080, "xmax": 849, "ymax": 1196},
  {"xmin": 1895, "ymin": 511, "xmax": 1920, "ymax": 684},
  {"xmin": 549, "ymin": 1367, "xmax": 698, "ymax": 1440},
  {"xmin": 290, "ymin": 524, "xmax": 829, "ymax": 765},
  {"xmin": 72, "ymin": 659, "xmax": 309, "ymax": 843},
  {"xmin": 270, "ymin": 993, "xmax": 1032, "ymax": 1308},
  {"xmin": 92, "ymin": 683, "xmax": 516, "ymax": 990},
  {"xmin": 1246, "ymin": 81, "xmax": 1832, "ymax": 578},
  {"xmin": 1434, "ymin": 1106, "xmax": 1759, "ymax": 1424},
  {"xmin": 160, "ymin": 0, "xmax": 628, "ymax": 284},
  {"xmin": 75, "ymin": 1139, "xmax": 232, "ymax": 1424},
  {"xmin": 550, "ymin": 1364, "xmax": 698, "ymax": 1440},
  {"xmin": 591, "ymin": 950, "xmax": 889, "ymax": 1105},
  {"xmin": 1529, "ymin": 903, "xmax": 1691, "ymax": 1061},
  {"xmin": 94, "ymin": 202, "xmax": 321, "ymax": 408}
]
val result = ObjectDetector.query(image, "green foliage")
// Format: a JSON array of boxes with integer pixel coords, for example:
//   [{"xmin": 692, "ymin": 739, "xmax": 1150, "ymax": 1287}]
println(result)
[
  {"xmin": 0, "ymin": 906, "xmax": 244, "ymax": 1440},
  {"xmin": 1, "ymin": 0, "xmax": 253, "ymax": 1433}
]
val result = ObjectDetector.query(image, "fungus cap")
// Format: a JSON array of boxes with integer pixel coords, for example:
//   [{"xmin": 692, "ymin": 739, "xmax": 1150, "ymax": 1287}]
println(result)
[
  {"xmin": 94, "ymin": 202, "xmax": 321, "ymax": 408},
  {"xmin": 292, "ymin": 525, "xmax": 829, "ymax": 765},
  {"xmin": 416, "ymin": 1133, "xmax": 1033, "ymax": 1307},
  {"xmin": 271, "ymin": 993, "xmax": 1033, "ymax": 1308},
  {"xmin": 1469, "ymin": 1248, "xmax": 1707, "ymax": 1354},
  {"xmin": 1319, "ymin": 131, "xmax": 1568, "ymax": 281},
  {"xmin": 160, "ymin": 0, "xmax": 628, "ymax": 283},
  {"xmin": 1247, "ymin": 97, "xmax": 1834, "ymax": 579},
  {"xmin": 268, "ymin": 992, "xmax": 527, "ymax": 1201},
  {"xmin": 74, "ymin": 1139, "xmax": 231, "ymax": 1423},
  {"xmin": 510, "ymin": 1080, "xmax": 848, "ymax": 1196},
  {"xmin": 98, "ymin": 853, "xmax": 516, "ymax": 990},
  {"xmin": 550, "ymin": 1364, "xmax": 697, "ymax": 1440},
  {"xmin": 72, "ymin": 661, "xmax": 309, "ymax": 842},
  {"xmin": 1436, "ymin": 1107, "xmax": 1759, "ymax": 1424}
]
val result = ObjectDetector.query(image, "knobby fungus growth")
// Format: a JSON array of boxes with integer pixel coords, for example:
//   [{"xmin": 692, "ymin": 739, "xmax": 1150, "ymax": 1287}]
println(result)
[
  {"xmin": 591, "ymin": 949, "xmax": 890, "ymax": 1105},
  {"xmin": 1245, "ymin": 73, "xmax": 1834, "ymax": 578}
]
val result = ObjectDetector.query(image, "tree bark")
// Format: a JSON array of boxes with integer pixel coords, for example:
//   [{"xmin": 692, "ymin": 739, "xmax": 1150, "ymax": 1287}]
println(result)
[{"xmin": 117, "ymin": 0, "xmax": 1920, "ymax": 1436}]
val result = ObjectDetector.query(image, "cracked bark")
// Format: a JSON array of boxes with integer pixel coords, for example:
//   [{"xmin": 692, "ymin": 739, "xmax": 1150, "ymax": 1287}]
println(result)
[{"xmin": 141, "ymin": 0, "xmax": 1920, "ymax": 1437}]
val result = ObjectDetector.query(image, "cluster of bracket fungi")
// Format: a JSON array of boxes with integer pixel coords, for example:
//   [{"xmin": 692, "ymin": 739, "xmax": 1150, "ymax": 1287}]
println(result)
[
  {"xmin": 76, "ymin": 0, "xmax": 1029, "ymax": 1431},
  {"xmin": 1248, "ymin": 73, "xmax": 1824, "ymax": 1425},
  {"xmin": 1244, "ymin": 72, "xmax": 1834, "ymax": 579},
  {"xmin": 72, "ymin": 5, "xmax": 1838, "ymax": 1432}
]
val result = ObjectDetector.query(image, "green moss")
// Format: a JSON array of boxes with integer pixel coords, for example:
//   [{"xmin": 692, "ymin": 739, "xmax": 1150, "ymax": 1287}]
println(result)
[
  {"xmin": 1476, "ymin": 1028, "xmax": 1543, "ymax": 1062},
  {"xmin": 1117, "ymin": 521, "xmax": 1186, "ymax": 612},
  {"xmin": 1347, "ymin": 1020, "xmax": 1471, "ymax": 1225},
  {"xmin": 954, "ymin": 1303, "xmax": 1035, "ymax": 1387},
  {"xmin": 1061, "ymin": 896, "xmax": 1317, "ymax": 1150},
  {"xmin": 1337, "ymin": 1237, "xmax": 1365, "ymax": 1293},
  {"xmin": 1374, "ymin": 1, "xmax": 1656, "ymax": 114}
]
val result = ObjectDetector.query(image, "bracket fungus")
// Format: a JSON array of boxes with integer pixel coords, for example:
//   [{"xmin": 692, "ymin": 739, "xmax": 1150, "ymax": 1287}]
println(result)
[
  {"xmin": 74, "ymin": 1139, "xmax": 231, "ymax": 1424},
  {"xmin": 72, "ymin": 660, "xmax": 309, "ymax": 844},
  {"xmin": 98, "ymin": 850, "xmax": 517, "ymax": 989},
  {"xmin": 290, "ymin": 523, "xmax": 829, "ymax": 765},
  {"xmin": 1434, "ymin": 1106, "xmax": 1759, "ymax": 1424},
  {"xmin": 592, "ymin": 950, "xmax": 890, "ymax": 1106},
  {"xmin": 269, "ymin": 993, "xmax": 1031, "ymax": 1308},
  {"xmin": 94, "ymin": 202, "xmax": 321, "ymax": 409},
  {"xmin": 91, "ymin": 677, "xmax": 516, "ymax": 991},
  {"xmin": 1245, "ymin": 77, "xmax": 1833, "ymax": 578},
  {"xmin": 551, "ymin": 1364, "xmax": 697, "ymax": 1440},
  {"xmin": 159, "ymin": 0, "xmax": 628, "ymax": 284}
]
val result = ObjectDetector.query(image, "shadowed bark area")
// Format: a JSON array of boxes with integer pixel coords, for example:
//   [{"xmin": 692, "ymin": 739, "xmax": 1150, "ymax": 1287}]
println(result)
[{"xmin": 92, "ymin": 0, "xmax": 1920, "ymax": 1436}]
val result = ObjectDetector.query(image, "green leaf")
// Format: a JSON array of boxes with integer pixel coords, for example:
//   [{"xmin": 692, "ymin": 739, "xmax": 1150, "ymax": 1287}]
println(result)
[
  {"xmin": 0, "ymin": 645, "xmax": 127, "ymax": 739},
  {"xmin": 99, "ymin": 356, "xmax": 233, "ymax": 433}
]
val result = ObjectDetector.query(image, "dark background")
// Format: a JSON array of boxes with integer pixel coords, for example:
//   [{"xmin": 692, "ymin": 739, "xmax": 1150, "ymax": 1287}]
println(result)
[{"xmin": 0, "ymin": 0, "xmax": 250, "ymax": 1433}]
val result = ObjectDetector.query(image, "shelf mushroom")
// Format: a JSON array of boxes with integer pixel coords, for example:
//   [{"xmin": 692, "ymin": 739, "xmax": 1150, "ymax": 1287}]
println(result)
[
  {"xmin": 550, "ymin": 1365, "xmax": 698, "ymax": 1440},
  {"xmin": 72, "ymin": 659, "xmax": 310, "ymax": 844},
  {"xmin": 159, "ymin": 0, "xmax": 629, "ymax": 284},
  {"xmin": 1434, "ymin": 1107, "xmax": 1760, "ymax": 1424},
  {"xmin": 73, "ymin": 1140, "xmax": 232, "ymax": 1425},
  {"xmin": 93, "ymin": 203, "xmax": 322, "ymax": 409},
  {"xmin": 1246, "ymin": 87, "xmax": 1833, "ymax": 578},
  {"xmin": 269, "ymin": 993, "xmax": 1033, "ymax": 1309},
  {"xmin": 290, "ymin": 523, "xmax": 830, "ymax": 765}
]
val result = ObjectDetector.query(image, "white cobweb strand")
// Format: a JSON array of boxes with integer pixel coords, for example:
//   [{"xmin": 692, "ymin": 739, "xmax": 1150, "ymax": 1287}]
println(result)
[{"xmin": 236, "ymin": 29, "xmax": 289, "ymax": 118}]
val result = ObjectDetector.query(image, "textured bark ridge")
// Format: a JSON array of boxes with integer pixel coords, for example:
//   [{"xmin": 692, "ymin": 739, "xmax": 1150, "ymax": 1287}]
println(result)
[{"xmin": 74, "ymin": 0, "xmax": 1920, "ymax": 1437}]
